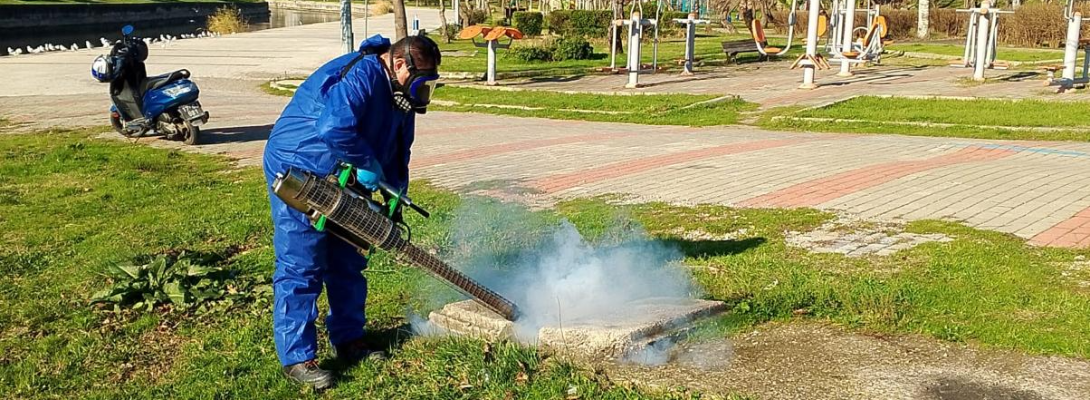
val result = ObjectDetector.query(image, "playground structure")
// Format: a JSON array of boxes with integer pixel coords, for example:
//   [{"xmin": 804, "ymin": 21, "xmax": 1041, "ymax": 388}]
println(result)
[
  {"xmin": 457, "ymin": 25, "xmax": 524, "ymax": 85},
  {"xmin": 952, "ymin": 1, "xmax": 1013, "ymax": 81},
  {"xmin": 1045, "ymin": 0, "xmax": 1090, "ymax": 91},
  {"xmin": 674, "ymin": 12, "xmax": 710, "ymax": 74}
]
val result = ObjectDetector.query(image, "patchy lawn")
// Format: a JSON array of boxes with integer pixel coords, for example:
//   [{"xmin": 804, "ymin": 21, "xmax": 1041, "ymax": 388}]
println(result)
[
  {"xmin": 888, "ymin": 42, "xmax": 1067, "ymax": 63},
  {"xmin": 1, "ymin": 130, "xmax": 1088, "ymax": 398},
  {"xmin": 760, "ymin": 96, "xmax": 1090, "ymax": 142},
  {"xmin": 433, "ymin": 85, "xmax": 756, "ymax": 126}
]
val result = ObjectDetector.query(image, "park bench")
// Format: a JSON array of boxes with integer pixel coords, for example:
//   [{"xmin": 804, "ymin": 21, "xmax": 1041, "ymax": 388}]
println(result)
[{"xmin": 721, "ymin": 39, "xmax": 761, "ymax": 63}]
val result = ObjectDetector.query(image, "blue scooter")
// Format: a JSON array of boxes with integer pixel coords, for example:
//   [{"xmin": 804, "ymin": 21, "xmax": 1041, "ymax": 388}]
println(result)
[{"xmin": 92, "ymin": 25, "xmax": 209, "ymax": 145}]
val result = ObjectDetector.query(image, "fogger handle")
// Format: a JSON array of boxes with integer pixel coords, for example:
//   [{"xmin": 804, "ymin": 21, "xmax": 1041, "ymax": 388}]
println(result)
[{"xmin": 377, "ymin": 181, "xmax": 430, "ymax": 218}]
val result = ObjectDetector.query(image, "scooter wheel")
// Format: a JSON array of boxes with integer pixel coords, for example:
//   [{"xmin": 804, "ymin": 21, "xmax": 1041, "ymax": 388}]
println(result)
[
  {"xmin": 183, "ymin": 125, "xmax": 201, "ymax": 145},
  {"xmin": 110, "ymin": 113, "xmax": 127, "ymax": 135}
]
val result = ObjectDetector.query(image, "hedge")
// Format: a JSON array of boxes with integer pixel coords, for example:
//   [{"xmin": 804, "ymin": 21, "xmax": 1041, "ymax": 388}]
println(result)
[
  {"xmin": 769, "ymin": 4, "xmax": 1090, "ymax": 48},
  {"xmin": 513, "ymin": 11, "xmax": 544, "ymax": 36}
]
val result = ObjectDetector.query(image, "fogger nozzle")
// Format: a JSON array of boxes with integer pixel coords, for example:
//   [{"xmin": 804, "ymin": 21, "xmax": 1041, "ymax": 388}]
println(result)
[{"xmin": 272, "ymin": 167, "xmax": 521, "ymax": 321}]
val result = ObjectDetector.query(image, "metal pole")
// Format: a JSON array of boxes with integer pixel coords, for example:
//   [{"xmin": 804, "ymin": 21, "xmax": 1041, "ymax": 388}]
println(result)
[
  {"xmin": 801, "ymin": 0, "xmax": 820, "ymax": 89},
  {"xmin": 610, "ymin": 20, "xmax": 619, "ymax": 69},
  {"xmin": 1063, "ymin": 12, "xmax": 1081, "ymax": 82},
  {"xmin": 972, "ymin": 3, "xmax": 991, "ymax": 81},
  {"xmin": 487, "ymin": 40, "xmax": 497, "ymax": 85},
  {"xmin": 682, "ymin": 15, "xmax": 695, "ymax": 75},
  {"xmin": 962, "ymin": 11, "xmax": 975, "ymax": 66},
  {"xmin": 341, "ymin": 0, "xmax": 354, "ymax": 54},
  {"xmin": 454, "ymin": 0, "xmax": 460, "ymax": 27},
  {"xmin": 625, "ymin": 12, "xmax": 642, "ymax": 88},
  {"xmin": 653, "ymin": 0, "xmax": 660, "ymax": 72},
  {"xmin": 838, "ymin": 0, "xmax": 856, "ymax": 76}
]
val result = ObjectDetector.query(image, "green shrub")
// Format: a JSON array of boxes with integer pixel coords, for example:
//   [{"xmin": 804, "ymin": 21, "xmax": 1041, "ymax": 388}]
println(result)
[
  {"xmin": 552, "ymin": 35, "xmax": 594, "ymax": 61},
  {"xmin": 547, "ymin": 10, "xmax": 572, "ymax": 35},
  {"xmin": 569, "ymin": 10, "xmax": 613, "ymax": 38},
  {"xmin": 462, "ymin": 8, "xmax": 488, "ymax": 26},
  {"xmin": 508, "ymin": 42, "xmax": 555, "ymax": 62},
  {"xmin": 513, "ymin": 11, "xmax": 544, "ymax": 36}
]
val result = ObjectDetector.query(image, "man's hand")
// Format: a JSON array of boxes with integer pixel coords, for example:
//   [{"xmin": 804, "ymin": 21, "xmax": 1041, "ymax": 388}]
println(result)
[{"xmin": 354, "ymin": 160, "xmax": 385, "ymax": 191}]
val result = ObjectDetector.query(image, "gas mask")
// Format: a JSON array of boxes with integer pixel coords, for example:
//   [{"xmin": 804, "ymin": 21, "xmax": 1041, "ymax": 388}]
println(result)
[{"xmin": 389, "ymin": 35, "xmax": 441, "ymax": 114}]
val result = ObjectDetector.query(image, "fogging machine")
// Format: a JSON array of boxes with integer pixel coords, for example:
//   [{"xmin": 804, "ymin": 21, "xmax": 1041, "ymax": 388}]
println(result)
[{"xmin": 271, "ymin": 164, "xmax": 520, "ymax": 321}]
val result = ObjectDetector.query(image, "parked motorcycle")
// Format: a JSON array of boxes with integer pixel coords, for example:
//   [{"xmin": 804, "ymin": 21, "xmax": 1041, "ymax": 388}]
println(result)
[{"xmin": 91, "ymin": 25, "xmax": 209, "ymax": 145}]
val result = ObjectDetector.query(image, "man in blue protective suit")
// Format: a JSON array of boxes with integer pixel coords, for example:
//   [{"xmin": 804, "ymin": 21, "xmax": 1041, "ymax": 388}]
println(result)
[{"xmin": 262, "ymin": 33, "xmax": 441, "ymax": 390}]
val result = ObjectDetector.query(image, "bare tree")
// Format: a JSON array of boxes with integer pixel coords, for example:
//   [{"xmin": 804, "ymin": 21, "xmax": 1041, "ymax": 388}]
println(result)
[
  {"xmin": 439, "ymin": 0, "xmax": 452, "ymax": 43},
  {"xmin": 393, "ymin": 0, "xmax": 409, "ymax": 40},
  {"xmin": 918, "ymin": 0, "xmax": 929, "ymax": 39}
]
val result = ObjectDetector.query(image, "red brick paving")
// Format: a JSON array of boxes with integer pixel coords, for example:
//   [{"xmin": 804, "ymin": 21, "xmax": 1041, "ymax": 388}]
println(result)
[
  {"xmin": 739, "ymin": 146, "xmax": 1018, "ymax": 208},
  {"xmin": 1031, "ymin": 207, "xmax": 1090, "ymax": 247},
  {"xmin": 416, "ymin": 124, "xmax": 508, "ymax": 136}
]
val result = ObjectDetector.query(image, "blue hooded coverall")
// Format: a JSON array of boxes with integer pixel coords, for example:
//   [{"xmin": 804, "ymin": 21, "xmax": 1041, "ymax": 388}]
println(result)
[{"xmin": 262, "ymin": 35, "xmax": 414, "ymax": 367}]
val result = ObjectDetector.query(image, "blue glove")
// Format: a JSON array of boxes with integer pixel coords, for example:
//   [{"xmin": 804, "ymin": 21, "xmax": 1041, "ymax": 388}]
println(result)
[{"xmin": 354, "ymin": 160, "xmax": 385, "ymax": 191}]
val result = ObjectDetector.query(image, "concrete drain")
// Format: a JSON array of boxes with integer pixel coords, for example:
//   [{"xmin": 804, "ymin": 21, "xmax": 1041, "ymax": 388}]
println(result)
[
  {"xmin": 786, "ymin": 217, "xmax": 952, "ymax": 257},
  {"xmin": 427, "ymin": 297, "xmax": 726, "ymax": 362}
]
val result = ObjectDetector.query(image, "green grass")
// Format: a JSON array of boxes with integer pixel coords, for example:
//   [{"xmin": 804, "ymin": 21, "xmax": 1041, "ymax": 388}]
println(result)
[
  {"xmin": 437, "ymin": 32, "xmax": 768, "ymax": 75},
  {"xmin": 433, "ymin": 85, "xmax": 757, "ymax": 126},
  {"xmin": 760, "ymin": 96, "xmax": 1090, "ymax": 141},
  {"xmin": 888, "ymin": 42, "xmax": 1066, "ymax": 63},
  {"xmin": 557, "ymin": 199, "xmax": 1090, "ymax": 358},
  {"xmin": 3, "ymin": 131, "xmax": 1089, "ymax": 398},
  {"xmin": 260, "ymin": 80, "xmax": 299, "ymax": 97},
  {"xmin": 0, "ymin": 130, "xmax": 713, "ymax": 399}
]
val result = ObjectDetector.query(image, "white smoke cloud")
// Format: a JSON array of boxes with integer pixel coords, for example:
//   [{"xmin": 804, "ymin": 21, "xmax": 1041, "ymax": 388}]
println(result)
[{"xmin": 428, "ymin": 198, "xmax": 701, "ymax": 343}]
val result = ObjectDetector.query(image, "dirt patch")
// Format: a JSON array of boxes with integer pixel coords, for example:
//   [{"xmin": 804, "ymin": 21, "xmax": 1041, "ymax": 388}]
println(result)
[
  {"xmin": 1057, "ymin": 256, "xmax": 1090, "ymax": 289},
  {"xmin": 604, "ymin": 322, "xmax": 1090, "ymax": 400},
  {"xmin": 787, "ymin": 216, "xmax": 951, "ymax": 258}
]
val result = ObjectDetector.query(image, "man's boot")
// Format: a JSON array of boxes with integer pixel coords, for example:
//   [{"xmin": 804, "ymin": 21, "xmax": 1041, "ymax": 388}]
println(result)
[
  {"xmin": 282, "ymin": 360, "xmax": 333, "ymax": 390},
  {"xmin": 334, "ymin": 338, "xmax": 387, "ymax": 365}
]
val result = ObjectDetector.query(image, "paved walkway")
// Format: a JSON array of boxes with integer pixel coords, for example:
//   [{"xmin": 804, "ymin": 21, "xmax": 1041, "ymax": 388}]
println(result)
[{"xmin": 2, "ymin": 17, "xmax": 1089, "ymax": 248}]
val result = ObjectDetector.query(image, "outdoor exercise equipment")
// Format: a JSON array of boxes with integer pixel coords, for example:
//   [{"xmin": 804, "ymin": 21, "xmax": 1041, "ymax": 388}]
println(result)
[
  {"xmin": 793, "ymin": 0, "xmax": 831, "ymax": 89},
  {"xmin": 610, "ymin": 9, "xmax": 659, "ymax": 88},
  {"xmin": 952, "ymin": 1, "xmax": 1013, "ymax": 81},
  {"xmin": 823, "ymin": 0, "xmax": 888, "ymax": 75},
  {"xmin": 830, "ymin": 13, "xmax": 889, "ymax": 75},
  {"xmin": 458, "ymin": 25, "xmax": 524, "ymax": 85},
  {"xmin": 674, "ymin": 12, "xmax": 709, "ymax": 75},
  {"xmin": 747, "ymin": 0, "xmax": 797, "ymax": 59},
  {"xmin": 1045, "ymin": 0, "xmax": 1090, "ymax": 90},
  {"xmin": 824, "ymin": 0, "xmax": 879, "ymax": 55}
]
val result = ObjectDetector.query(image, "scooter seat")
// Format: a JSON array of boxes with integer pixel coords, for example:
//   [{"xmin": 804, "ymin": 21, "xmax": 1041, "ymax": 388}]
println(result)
[{"xmin": 142, "ymin": 69, "xmax": 190, "ymax": 93}]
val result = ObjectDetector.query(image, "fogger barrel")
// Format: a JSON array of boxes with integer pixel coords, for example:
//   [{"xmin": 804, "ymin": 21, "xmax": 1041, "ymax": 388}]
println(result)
[{"xmin": 272, "ymin": 168, "xmax": 520, "ymax": 321}]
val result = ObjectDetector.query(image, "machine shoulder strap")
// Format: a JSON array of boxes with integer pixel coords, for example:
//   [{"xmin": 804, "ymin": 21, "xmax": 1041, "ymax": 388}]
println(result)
[{"xmin": 338, "ymin": 44, "xmax": 391, "ymax": 80}]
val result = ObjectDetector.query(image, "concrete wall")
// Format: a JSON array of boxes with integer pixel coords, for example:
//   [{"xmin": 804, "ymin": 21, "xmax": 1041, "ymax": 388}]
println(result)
[
  {"xmin": 268, "ymin": 0, "xmax": 369, "ymax": 14},
  {"xmin": 0, "ymin": 2, "xmax": 271, "ymax": 30}
]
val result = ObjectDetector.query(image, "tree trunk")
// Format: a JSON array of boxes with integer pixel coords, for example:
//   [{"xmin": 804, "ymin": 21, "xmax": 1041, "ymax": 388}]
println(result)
[
  {"xmin": 439, "ymin": 0, "xmax": 451, "ymax": 42},
  {"xmin": 917, "ymin": 0, "xmax": 929, "ymax": 39},
  {"xmin": 393, "ymin": 0, "xmax": 409, "ymax": 40}
]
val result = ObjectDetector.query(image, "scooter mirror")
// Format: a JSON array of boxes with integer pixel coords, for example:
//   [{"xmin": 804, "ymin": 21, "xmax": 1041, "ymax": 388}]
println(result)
[{"xmin": 122, "ymin": 25, "xmax": 134, "ymax": 36}]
